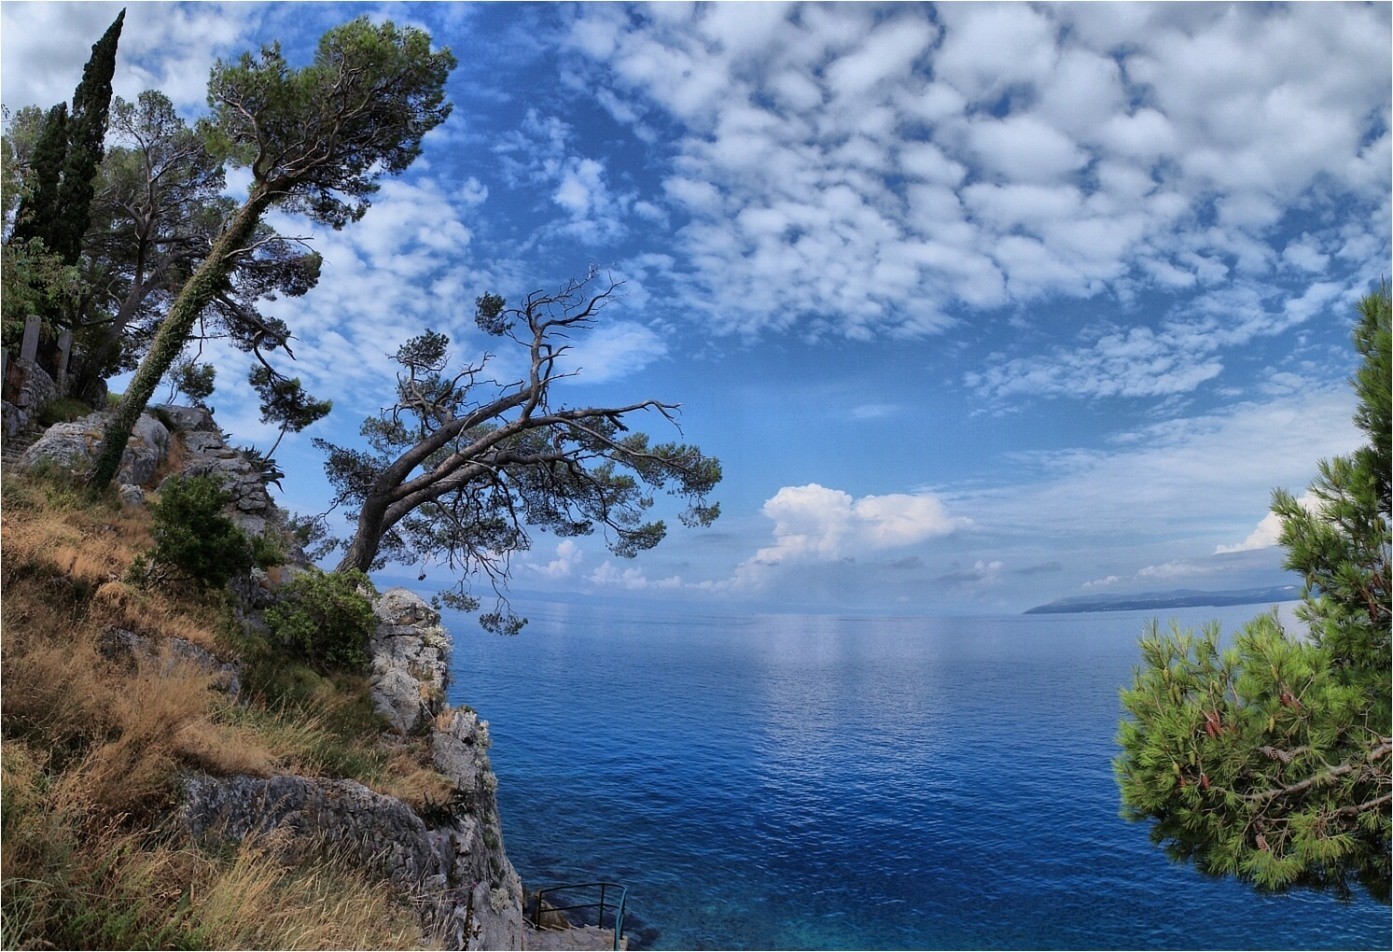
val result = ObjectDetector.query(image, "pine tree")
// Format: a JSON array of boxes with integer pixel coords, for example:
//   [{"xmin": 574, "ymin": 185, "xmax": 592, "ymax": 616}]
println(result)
[
  {"xmin": 1115, "ymin": 284, "xmax": 1392, "ymax": 901},
  {"xmin": 89, "ymin": 18, "xmax": 455, "ymax": 490}
]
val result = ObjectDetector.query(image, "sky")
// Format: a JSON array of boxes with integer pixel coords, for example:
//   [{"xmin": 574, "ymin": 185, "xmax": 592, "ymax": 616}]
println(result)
[{"xmin": 3, "ymin": 1, "xmax": 1389, "ymax": 618}]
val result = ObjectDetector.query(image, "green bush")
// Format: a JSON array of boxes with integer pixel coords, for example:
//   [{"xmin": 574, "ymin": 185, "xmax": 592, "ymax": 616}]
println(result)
[
  {"xmin": 37, "ymin": 397, "xmax": 93, "ymax": 427},
  {"xmin": 264, "ymin": 569, "xmax": 376, "ymax": 671},
  {"xmin": 249, "ymin": 530, "xmax": 286, "ymax": 569},
  {"xmin": 148, "ymin": 475, "xmax": 253, "ymax": 589}
]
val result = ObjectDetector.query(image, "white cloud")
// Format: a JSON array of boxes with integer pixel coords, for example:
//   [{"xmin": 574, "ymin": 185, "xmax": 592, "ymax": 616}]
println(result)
[
  {"xmin": 944, "ymin": 376, "xmax": 1361, "ymax": 550},
  {"xmin": 1136, "ymin": 559, "xmax": 1213, "ymax": 581},
  {"xmin": 2, "ymin": 2, "xmax": 262, "ymax": 114},
  {"xmin": 746, "ymin": 483, "xmax": 967, "ymax": 571},
  {"xmin": 555, "ymin": 321, "xmax": 667, "ymax": 384},
  {"xmin": 1215, "ymin": 492, "xmax": 1318, "ymax": 554},
  {"xmin": 531, "ymin": 539, "xmax": 583, "ymax": 579},
  {"xmin": 556, "ymin": 2, "xmax": 1388, "ymax": 349},
  {"xmin": 588, "ymin": 561, "xmax": 682, "ymax": 591}
]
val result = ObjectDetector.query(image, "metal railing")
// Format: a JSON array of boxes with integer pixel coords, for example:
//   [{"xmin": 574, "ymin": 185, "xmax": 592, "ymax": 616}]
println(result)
[{"xmin": 530, "ymin": 882, "xmax": 628, "ymax": 951}]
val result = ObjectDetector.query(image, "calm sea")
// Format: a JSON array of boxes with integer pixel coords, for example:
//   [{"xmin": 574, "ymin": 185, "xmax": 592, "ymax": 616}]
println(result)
[{"xmin": 443, "ymin": 600, "xmax": 1391, "ymax": 950}]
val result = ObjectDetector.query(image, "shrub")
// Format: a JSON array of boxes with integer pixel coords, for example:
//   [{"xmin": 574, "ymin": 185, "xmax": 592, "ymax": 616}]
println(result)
[
  {"xmin": 265, "ymin": 569, "xmax": 376, "ymax": 671},
  {"xmin": 147, "ymin": 475, "xmax": 253, "ymax": 589},
  {"xmin": 37, "ymin": 397, "xmax": 93, "ymax": 427},
  {"xmin": 249, "ymin": 530, "xmax": 286, "ymax": 569}
]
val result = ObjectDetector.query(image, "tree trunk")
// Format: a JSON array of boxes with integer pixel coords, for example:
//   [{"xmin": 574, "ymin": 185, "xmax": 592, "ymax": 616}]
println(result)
[
  {"xmin": 89, "ymin": 193, "xmax": 270, "ymax": 490},
  {"xmin": 335, "ymin": 496, "xmax": 391, "ymax": 574}
]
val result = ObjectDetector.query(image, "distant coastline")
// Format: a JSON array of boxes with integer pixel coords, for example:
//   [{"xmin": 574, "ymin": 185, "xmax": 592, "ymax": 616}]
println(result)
[{"xmin": 1024, "ymin": 585, "xmax": 1302, "ymax": 615}]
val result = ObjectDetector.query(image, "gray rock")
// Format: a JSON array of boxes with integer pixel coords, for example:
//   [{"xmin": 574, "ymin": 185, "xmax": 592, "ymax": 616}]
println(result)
[
  {"xmin": 117, "ymin": 483, "xmax": 145, "ymax": 509},
  {"xmin": 150, "ymin": 403, "xmax": 216, "ymax": 432},
  {"xmin": 99, "ymin": 627, "xmax": 241, "ymax": 699},
  {"xmin": 18, "ymin": 410, "xmax": 168, "ymax": 486},
  {"xmin": 162, "ymin": 428, "xmax": 275, "ymax": 528},
  {"xmin": 368, "ymin": 588, "xmax": 452, "ymax": 734},
  {"xmin": 178, "ymin": 770, "xmax": 525, "ymax": 950}
]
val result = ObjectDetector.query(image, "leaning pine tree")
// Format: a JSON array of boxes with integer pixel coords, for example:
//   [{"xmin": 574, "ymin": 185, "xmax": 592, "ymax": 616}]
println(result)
[
  {"xmin": 1115, "ymin": 284, "xmax": 1391, "ymax": 901},
  {"xmin": 317, "ymin": 274, "xmax": 722, "ymax": 634},
  {"xmin": 89, "ymin": 18, "xmax": 455, "ymax": 490}
]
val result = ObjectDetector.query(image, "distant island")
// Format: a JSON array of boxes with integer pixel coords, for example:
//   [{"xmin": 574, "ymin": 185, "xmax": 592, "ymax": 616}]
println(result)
[{"xmin": 1024, "ymin": 585, "xmax": 1302, "ymax": 615}]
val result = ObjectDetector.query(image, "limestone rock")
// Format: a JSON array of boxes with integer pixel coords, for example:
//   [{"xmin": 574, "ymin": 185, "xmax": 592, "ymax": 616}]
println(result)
[
  {"xmin": 164, "ymin": 429, "xmax": 273, "ymax": 532},
  {"xmin": 178, "ymin": 770, "xmax": 525, "ymax": 950},
  {"xmin": 117, "ymin": 483, "xmax": 145, "ymax": 509},
  {"xmin": 369, "ymin": 587, "xmax": 452, "ymax": 734},
  {"xmin": 2, "ymin": 359, "xmax": 56, "ymax": 440},
  {"xmin": 99, "ymin": 627, "xmax": 241, "ymax": 699},
  {"xmin": 150, "ymin": 403, "xmax": 215, "ymax": 433},
  {"xmin": 19, "ymin": 410, "xmax": 168, "ymax": 486}
]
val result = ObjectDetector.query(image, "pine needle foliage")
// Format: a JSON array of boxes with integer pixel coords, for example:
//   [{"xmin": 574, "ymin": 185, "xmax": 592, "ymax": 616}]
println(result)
[{"xmin": 1116, "ymin": 284, "xmax": 1392, "ymax": 901}]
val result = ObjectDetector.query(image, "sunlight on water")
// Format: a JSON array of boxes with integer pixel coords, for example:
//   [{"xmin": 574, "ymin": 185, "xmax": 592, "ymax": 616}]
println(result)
[{"xmin": 446, "ymin": 602, "xmax": 1389, "ymax": 950}]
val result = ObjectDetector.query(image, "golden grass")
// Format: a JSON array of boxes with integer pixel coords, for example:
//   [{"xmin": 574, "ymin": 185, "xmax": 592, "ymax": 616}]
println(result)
[
  {"xmin": 2, "ymin": 745, "xmax": 426, "ymax": 950},
  {"xmin": 0, "ymin": 469, "xmax": 443, "ymax": 948},
  {"xmin": 189, "ymin": 831, "xmax": 427, "ymax": 950}
]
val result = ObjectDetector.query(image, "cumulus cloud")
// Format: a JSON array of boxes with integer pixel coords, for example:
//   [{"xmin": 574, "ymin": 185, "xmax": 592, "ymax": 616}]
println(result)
[
  {"xmin": 1215, "ymin": 492, "xmax": 1318, "ymax": 554},
  {"xmin": 588, "ymin": 561, "xmax": 682, "ymax": 591},
  {"xmin": 531, "ymin": 539, "xmax": 583, "ymax": 579},
  {"xmin": 739, "ymin": 483, "xmax": 967, "ymax": 580},
  {"xmin": 2, "ymin": 2, "xmax": 264, "ymax": 114}
]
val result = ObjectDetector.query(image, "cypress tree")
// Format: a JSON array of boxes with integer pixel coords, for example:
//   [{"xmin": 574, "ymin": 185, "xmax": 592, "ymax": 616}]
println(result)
[
  {"xmin": 51, "ymin": 8, "xmax": 124, "ymax": 263},
  {"xmin": 8, "ymin": 9, "xmax": 124, "ymax": 264},
  {"xmin": 10, "ymin": 103, "xmax": 68, "ymax": 249}
]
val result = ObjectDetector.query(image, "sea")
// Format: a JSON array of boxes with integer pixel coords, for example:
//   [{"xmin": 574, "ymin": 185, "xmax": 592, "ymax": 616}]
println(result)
[{"xmin": 442, "ymin": 599, "xmax": 1392, "ymax": 950}]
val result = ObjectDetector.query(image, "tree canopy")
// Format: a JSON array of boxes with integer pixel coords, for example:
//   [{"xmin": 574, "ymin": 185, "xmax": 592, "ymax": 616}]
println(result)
[
  {"xmin": 1115, "ymin": 284, "xmax": 1392, "ymax": 901},
  {"xmin": 317, "ymin": 273, "xmax": 722, "ymax": 634},
  {"xmin": 90, "ymin": 17, "xmax": 456, "ymax": 490}
]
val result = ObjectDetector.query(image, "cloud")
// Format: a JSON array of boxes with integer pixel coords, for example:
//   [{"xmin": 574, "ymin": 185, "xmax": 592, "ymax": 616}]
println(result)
[
  {"xmin": 2, "ymin": 2, "xmax": 263, "ymax": 114},
  {"xmin": 943, "ymin": 374, "xmax": 1361, "ymax": 548},
  {"xmin": 588, "ymin": 560, "xmax": 682, "ymax": 591},
  {"xmin": 741, "ymin": 483, "xmax": 967, "ymax": 573},
  {"xmin": 555, "ymin": 2, "xmax": 1389, "ymax": 349},
  {"xmin": 555, "ymin": 322, "xmax": 667, "ymax": 384},
  {"xmin": 936, "ymin": 559, "xmax": 1004, "ymax": 589},
  {"xmin": 531, "ymin": 539, "xmax": 583, "ymax": 580},
  {"xmin": 1215, "ymin": 492, "xmax": 1317, "ymax": 554},
  {"xmin": 965, "ymin": 275, "xmax": 1368, "ymax": 402}
]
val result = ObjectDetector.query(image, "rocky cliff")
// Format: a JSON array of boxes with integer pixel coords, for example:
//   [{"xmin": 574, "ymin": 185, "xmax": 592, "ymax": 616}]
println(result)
[
  {"xmin": 177, "ymin": 587, "xmax": 529, "ymax": 949},
  {"xmin": 17, "ymin": 406, "xmax": 535, "ymax": 949}
]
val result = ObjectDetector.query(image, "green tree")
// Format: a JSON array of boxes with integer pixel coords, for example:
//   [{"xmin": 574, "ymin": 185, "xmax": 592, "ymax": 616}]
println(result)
[
  {"xmin": 317, "ymin": 274, "xmax": 722, "ymax": 634},
  {"xmin": 9, "ymin": 104, "xmax": 68, "ymax": 246},
  {"xmin": 90, "ymin": 17, "xmax": 455, "ymax": 490},
  {"xmin": 71, "ymin": 90, "xmax": 322, "ymax": 402},
  {"xmin": 10, "ymin": 9, "xmax": 124, "ymax": 264},
  {"xmin": 1115, "ymin": 285, "xmax": 1392, "ymax": 901},
  {"xmin": 248, "ymin": 365, "xmax": 332, "ymax": 457}
]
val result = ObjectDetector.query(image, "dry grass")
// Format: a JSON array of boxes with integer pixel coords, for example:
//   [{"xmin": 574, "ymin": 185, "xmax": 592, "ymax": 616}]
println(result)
[
  {"xmin": 2, "ymin": 744, "xmax": 425, "ymax": 950},
  {"xmin": 0, "ymin": 469, "xmax": 444, "ymax": 949},
  {"xmin": 189, "ymin": 831, "xmax": 427, "ymax": 950}
]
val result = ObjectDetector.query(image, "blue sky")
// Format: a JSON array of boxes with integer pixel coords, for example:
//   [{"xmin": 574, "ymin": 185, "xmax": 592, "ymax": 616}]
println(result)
[{"xmin": 4, "ymin": 2, "xmax": 1390, "ymax": 616}]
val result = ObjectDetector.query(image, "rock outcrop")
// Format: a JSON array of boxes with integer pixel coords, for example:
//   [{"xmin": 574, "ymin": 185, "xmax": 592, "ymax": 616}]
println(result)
[
  {"xmin": 369, "ymin": 587, "xmax": 452, "ymax": 734},
  {"xmin": 177, "ymin": 586, "xmax": 527, "ymax": 950},
  {"xmin": 18, "ymin": 409, "xmax": 169, "ymax": 486},
  {"xmin": 16, "ymin": 404, "xmax": 542, "ymax": 950}
]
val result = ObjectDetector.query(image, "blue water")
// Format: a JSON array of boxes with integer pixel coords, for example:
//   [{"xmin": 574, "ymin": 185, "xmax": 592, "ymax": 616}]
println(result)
[{"xmin": 444, "ymin": 601, "xmax": 1391, "ymax": 950}]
